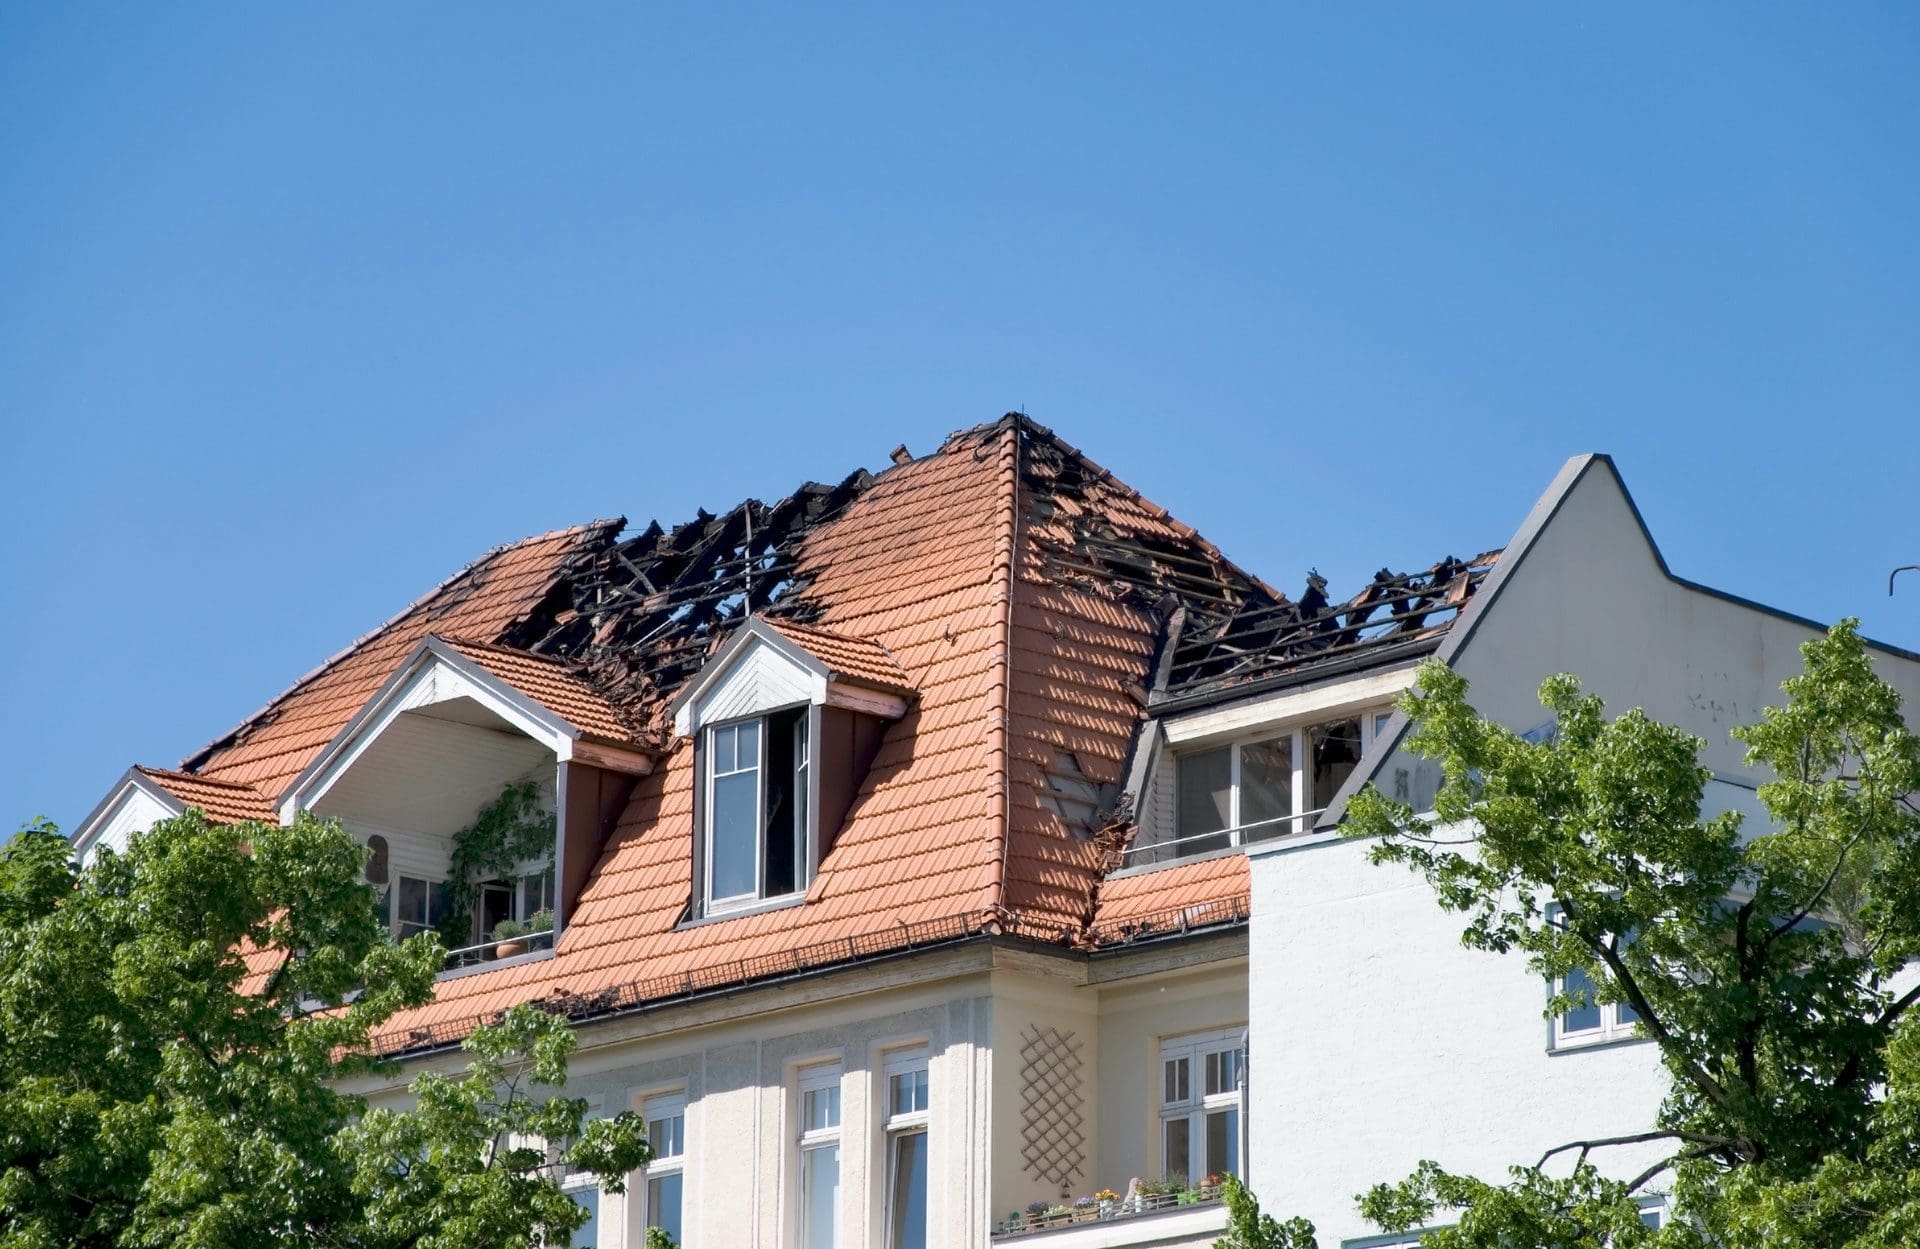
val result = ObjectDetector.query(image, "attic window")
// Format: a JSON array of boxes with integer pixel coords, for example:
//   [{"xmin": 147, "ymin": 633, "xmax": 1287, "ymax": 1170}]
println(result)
[
  {"xmin": 1127, "ymin": 708, "xmax": 1394, "ymax": 867},
  {"xmin": 705, "ymin": 708, "xmax": 811, "ymax": 911},
  {"xmin": 674, "ymin": 617, "xmax": 906, "ymax": 921}
]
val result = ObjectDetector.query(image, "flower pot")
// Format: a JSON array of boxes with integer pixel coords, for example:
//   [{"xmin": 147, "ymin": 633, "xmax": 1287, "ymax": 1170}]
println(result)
[{"xmin": 494, "ymin": 939, "xmax": 527, "ymax": 959}]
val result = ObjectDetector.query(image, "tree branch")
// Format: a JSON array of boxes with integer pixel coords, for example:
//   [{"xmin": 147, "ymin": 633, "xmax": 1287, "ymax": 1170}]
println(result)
[{"xmin": 1535, "ymin": 1130, "xmax": 1683, "ymax": 1171}]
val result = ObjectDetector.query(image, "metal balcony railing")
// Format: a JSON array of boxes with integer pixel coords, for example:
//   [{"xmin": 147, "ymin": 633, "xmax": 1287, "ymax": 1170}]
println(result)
[{"xmin": 1120, "ymin": 807, "xmax": 1327, "ymax": 866}]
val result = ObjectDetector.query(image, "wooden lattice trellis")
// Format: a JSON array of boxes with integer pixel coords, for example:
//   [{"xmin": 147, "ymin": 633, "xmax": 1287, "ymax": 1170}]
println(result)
[{"xmin": 1018, "ymin": 1023, "xmax": 1086, "ymax": 1192}]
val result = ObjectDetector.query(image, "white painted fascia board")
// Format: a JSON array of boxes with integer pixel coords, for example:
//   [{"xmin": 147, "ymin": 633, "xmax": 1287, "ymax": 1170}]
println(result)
[
  {"xmin": 70, "ymin": 768, "xmax": 185, "ymax": 859},
  {"xmin": 669, "ymin": 616, "xmax": 832, "ymax": 736},
  {"xmin": 1161, "ymin": 662, "xmax": 1421, "ymax": 747},
  {"xmin": 278, "ymin": 637, "xmax": 583, "ymax": 822}
]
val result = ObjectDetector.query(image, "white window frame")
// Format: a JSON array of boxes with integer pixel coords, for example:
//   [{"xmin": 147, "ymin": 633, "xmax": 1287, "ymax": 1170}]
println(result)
[
  {"xmin": 797, "ymin": 1063, "xmax": 843, "ymax": 1249},
  {"xmin": 701, "ymin": 709, "xmax": 814, "ymax": 915},
  {"xmin": 557, "ymin": 1169, "xmax": 601, "ymax": 1249},
  {"xmin": 394, "ymin": 873, "xmax": 451, "ymax": 940},
  {"xmin": 1548, "ymin": 908, "xmax": 1643, "ymax": 1050},
  {"xmin": 1158, "ymin": 1027, "xmax": 1244, "ymax": 1182},
  {"xmin": 1168, "ymin": 709, "xmax": 1391, "ymax": 855},
  {"xmin": 634, "ymin": 1091, "xmax": 686, "ymax": 1246},
  {"xmin": 883, "ymin": 1050, "xmax": 930, "ymax": 1249}
]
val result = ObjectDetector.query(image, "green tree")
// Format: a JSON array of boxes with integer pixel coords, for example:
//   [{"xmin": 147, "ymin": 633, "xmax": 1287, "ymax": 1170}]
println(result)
[
  {"xmin": 1213, "ymin": 1173, "xmax": 1319, "ymax": 1249},
  {"xmin": 0, "ymin": 809, "xmax": 649, "ymax": 1249},
  {"xmin": 1330, "ymin": 620, "xmax": 1920, "ymax": 1246}
]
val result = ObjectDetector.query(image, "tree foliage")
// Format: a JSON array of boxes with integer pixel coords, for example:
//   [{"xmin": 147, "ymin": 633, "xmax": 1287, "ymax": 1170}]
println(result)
[
  {"xmin": 0, "ymin": 809, "xmax": 648, "ymax": 1249},
  {"xmin": 1334, "ymin": 620, "xmax": 1920, "ymax": 1246}
]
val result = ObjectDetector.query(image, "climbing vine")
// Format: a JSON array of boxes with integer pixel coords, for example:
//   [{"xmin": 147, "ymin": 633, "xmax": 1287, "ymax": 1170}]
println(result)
[{"xmin": 445, "ymin": 780, "xmax": 556, "ymax": 943}]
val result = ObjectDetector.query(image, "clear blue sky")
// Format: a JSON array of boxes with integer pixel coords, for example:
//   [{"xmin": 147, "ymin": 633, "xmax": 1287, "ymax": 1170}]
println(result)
[{"xmin": 3, "ymin": 4, "xmax": 1917, "ymax": 832}]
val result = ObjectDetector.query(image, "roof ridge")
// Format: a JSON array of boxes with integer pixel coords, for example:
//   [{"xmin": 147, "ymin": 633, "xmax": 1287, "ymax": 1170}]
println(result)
[{"xmin": 180, "ymin": 518, "xmax": 626, "ymax": 776}]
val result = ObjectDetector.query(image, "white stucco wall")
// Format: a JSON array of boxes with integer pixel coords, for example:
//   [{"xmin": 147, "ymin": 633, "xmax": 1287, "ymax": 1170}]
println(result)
[
  {"xmin": 1245, "ymin": 457, "xmax": 1920, "ymax": 1245},
  {"xmin": 1247, "ymin": 834, "xmax": 1668, "ymax": 1244}
]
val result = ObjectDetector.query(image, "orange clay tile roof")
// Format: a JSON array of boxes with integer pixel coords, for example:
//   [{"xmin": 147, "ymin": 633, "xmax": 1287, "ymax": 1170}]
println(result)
[
  {"xmin": 182, "ymin": 519, "xmax": 621, "ymax": 796},
  {"xmin": 133, "ymin": 766, "xmax": 278, "ymax": 825},
  {"xmin": 437, "ymin": 637, "xmax": 650, "ymax": 747},
  {"xmin": 115, "ymin": 416, "xmax": 1480, "ymax": 1054},
  {"xmin": 760, "ymin": 617, "xmax": 916, "ymax": 695}
]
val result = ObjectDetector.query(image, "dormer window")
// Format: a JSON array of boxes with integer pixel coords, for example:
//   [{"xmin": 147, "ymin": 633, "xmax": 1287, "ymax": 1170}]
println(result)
[
  {"xmin": 672, "ymin": 616, "xmax": 914, "ymax": 921},
  {"xmin": 706, "ymin": 707, "xmax": 811, "ymax": 910},
  {"xmin": 1130, "ymin": 702, "xmax": 1398, "ymax": 867}
]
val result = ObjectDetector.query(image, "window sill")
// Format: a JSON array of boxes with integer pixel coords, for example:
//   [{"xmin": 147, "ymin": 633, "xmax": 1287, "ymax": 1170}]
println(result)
[
  {"xmin": 679, "ymin": 892, "xmax": 806, "ymax": 930},
  {"xmin": 1547, "ymin": 1032, "xmax": 1652, "ymax": 1056}
]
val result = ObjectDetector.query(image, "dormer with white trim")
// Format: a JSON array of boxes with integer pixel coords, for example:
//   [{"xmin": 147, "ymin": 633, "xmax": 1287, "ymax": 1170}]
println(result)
[
  {"xmin": 280, "ymin": 635, "xmax": 654, "ymax": 969},
  {"xmin": 670, "ymin": 616, "xmax": 913, "ymax": 919}
]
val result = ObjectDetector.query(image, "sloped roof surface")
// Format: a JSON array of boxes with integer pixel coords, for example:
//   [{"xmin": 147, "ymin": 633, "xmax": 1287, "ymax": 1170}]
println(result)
[
  {"xmin": 184, "ymin": 520, "xmax": 622, "ymax": 798},
  {"xmin": 133, "ymin": 766, "xmax": 279, "ymax": 825},
  {"xmin": 437, "ymin": 637, "xmax": 649, "ymax": 748},
  {"xmin": 115, "ymin": 415, "xmax": 1492, "ymax": 1052},
  {"xmin": 759, "ymin": 618, "xmax": 917, "ymax": 695}
]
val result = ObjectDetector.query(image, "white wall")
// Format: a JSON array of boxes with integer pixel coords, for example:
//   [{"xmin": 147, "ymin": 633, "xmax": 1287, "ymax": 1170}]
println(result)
[
  {"xmin": 1248, "ymin": 835, "xmax": 1669, "ymax": 1244},
  {"xmin": 74, "ymin": 783, "xmax": 175, "ymax": 864},
  {"xmin": 1245, "ymin": 458, "xmax": 1920, "ymax": 1244}
]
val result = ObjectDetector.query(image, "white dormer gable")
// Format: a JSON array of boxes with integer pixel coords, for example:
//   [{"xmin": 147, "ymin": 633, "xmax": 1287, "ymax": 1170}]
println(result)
[
  {"xmin": 69, "ymin": 771, "xmax": 183, "ymax": 865},
  {"xmin": 281, "ymin": 636, "xmax": 652, "ymax": 824},
  {"xmin": 671, "ymin": 617, "xmax": 909, "ymax": 737}
]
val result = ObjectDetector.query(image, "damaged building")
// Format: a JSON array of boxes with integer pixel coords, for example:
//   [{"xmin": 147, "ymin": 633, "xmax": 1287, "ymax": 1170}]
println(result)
[{"xmin": 74, "ymin": 414, "xmax": 1527, "ymax": 1248}]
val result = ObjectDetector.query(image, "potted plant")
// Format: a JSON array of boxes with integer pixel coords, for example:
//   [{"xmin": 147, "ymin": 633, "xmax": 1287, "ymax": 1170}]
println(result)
[
  {"xmin": 1044, "ymin": 1203, "xmax": 1073, "ymax": 1227},
  {"xmin": 1094, "ymin": 1187, "xmax": 1120, "ymax": 1218},
  {"xmin": 1199, "ymin": 1172, "xmax": 1226, "ymax": 1200},
  {"xmin": 490, "ymin": 917, "xmax": 530, "ymax": 958},
  {"xmin": 526, "ymin": 907, "xmax": 555, "ymax": 947},
  {"xmin": 1071, "ymin": 1195, "xmax": 1098, "ymax": 1222},
  {"xmin": 1024, "ymin": 1200, "xmax": 1050, "ymax": 1230}
]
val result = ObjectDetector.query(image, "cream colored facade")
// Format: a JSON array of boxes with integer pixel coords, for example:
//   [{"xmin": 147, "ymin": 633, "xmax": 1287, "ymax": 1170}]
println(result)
[{"xmin": 349, "ymin": 936, "xmax": 1247, "ymax": 1249}]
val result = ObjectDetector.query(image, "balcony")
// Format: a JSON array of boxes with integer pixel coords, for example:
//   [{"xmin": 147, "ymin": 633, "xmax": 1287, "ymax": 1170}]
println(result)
[{"xmin": 993, "ymin": 1191, "xmax": 1228, "ymax": 1248}]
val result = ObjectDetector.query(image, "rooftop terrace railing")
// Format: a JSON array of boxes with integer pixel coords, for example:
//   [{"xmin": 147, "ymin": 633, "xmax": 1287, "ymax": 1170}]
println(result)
[{"xmin": 1120, "ymin": 807, "xmax": 1327, "ymax": 866}]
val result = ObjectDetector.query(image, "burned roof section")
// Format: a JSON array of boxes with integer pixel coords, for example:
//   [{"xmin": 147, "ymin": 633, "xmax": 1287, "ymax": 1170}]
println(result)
[
  {"xmin": 1154, "ymin": 550, "xmax": 1502, "ymax": 704},
  {"xmin": 502, "ymin": 470, "xmax": 874, "ymax": 723}
]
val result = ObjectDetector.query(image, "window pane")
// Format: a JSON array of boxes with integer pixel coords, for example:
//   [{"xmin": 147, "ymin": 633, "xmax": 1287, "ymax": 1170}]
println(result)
[
  {"xmin": 1176, "ymin": 748, "xmax": 1232, "ymax": 851},
  {"xmin": 1617, "ymin": 999, "xmax": 1640, "ymax": 1026},
  {"xmin": 1163, "ymin": 1056, "xmax": 1190, "ymax": 1106},
  {"xmin": 803, "ymin": 1085, "xmax": 841, "ymax": 1132},
  {"xmin": 1205, "ymin": 1107, "xmax": 1240, "ymax": 1177},
  {"xmin": 890, "ymin": 1066, "xmax": 928, "ymax": 1117},
  {"xmin": 888, "ymin": 1130, "xmax": 928, "ymax": 1249},
  {"xmin": 714, "ymin": 723, "xmax": 736, "ymax": 771},
  {"xmin": 710, "ymin": 769, "xmax": 758, "ymax": 900},
  {"xmin": 567, "ymin": 1184, "xmax": 598, "ymax": 1247},
  {"xmin": 399, "ymin": 876, "xmax": 427, "ymax": 926},
  {"xmin": 1204, "ymin": 1049, "xmax": 1241, "ymax": 1096},
  {"xmin": 1162, "ymin": 1116, "xmax": 1191, "ymax": 1179},
  {"xmin": 1306, "ymin": 719, "xmax": 1363, "ymax": 812},
  {"xmin": 647, "ymin": 1171, "xmax": 683, "ymax": 1242},
  {"xmin": 1239, "ymin": 736, "xmax": 1293, "ymax": 839},
  {"xmin": 648, "ymin": 1113, "xmax": 684, "ymax": 1160},
  {"xmin": 1561, "ymin": 966, "xmax": 1602, "ymax": 1033},
  {"xmin": 802, "ymin": 1144, "xmax": 839, "ymax": 1249},
  {"xmin": 737, "ymin": 719, "xmax": 760, "ymax": 768}
]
